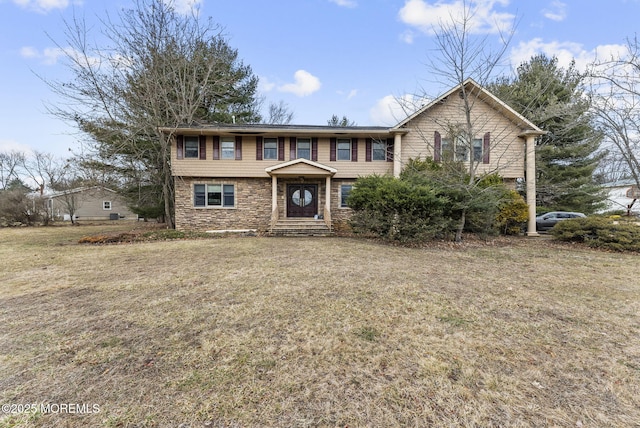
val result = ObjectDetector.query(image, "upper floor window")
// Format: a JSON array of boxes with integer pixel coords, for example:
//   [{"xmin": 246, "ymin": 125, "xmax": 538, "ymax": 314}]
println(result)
[
  {"xmin": 103, "ymin": 201, "xmax": 112, "ymax": 210},
  {"xmin": 472, "ymin": 138, "xmax": 483, "ymax": 162},
  {"xmin": 337, "ymin": 139, "xmax": 351, "ymax": 161},
  {"xmin": 221, "ymin": 138, "xmax": 235, "ymax": 160},
  {"xmin": 436, "ymin": 131, "xmax": 488, "ymax": 164},
  {"xmin": 264, "ymin": 138, "xmax": 278, "ymax": 160},
  {"xmin": 297, "ymin": 138, "xmax": 311, "ymax": 160},
  {"xmin": 372, "ymin": 140, "xmax": 387, "ymax": 161},
  {"xmin": 184, "ymin": 136, "xmax": 199, "ymax": 158},
  {"xmin": 365, "ymin": 138, "xmax": 390, "ymax": 162},
  {"xmin": 442, "ymin": 137, "xmax": 482, "ymax": 162}
]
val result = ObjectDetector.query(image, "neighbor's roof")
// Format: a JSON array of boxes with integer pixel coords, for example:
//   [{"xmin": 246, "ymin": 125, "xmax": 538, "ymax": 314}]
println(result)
[
  {"xmin": 391, "ymin": 78, "xmax": 545, "ymax": 134},
  {"xmin": 47, "ymin": 186, "xmax": 117, "ymax": 199}
]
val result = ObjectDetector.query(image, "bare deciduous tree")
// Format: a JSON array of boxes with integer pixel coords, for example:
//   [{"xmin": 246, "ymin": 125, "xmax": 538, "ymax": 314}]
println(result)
[
  {"xmin": 0, "ymin": 151, "xmax": 25, "ymax": 191},
  {"xmin": 589, "ymin": 37, "xmax": 640, "ymax": 193},
  {"xmin": 45, "ymin": 0, "xmax": 261, "ymax": 228},
  {"xmin": 267, "ymin": 101, "xmax": 294, "ymax": 125},
  {"xmin": 407, "ymin": 0, "xmax": 520, "ymax": 241}
]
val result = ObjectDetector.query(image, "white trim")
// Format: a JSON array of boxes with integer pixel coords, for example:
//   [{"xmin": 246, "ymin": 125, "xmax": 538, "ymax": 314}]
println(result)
[
  {"xmin": 392, "ymin": 78, "xmax": 544, "ymax": 133},
  {"xmin": 265, "ymin": 158, "xmax": 337, "ymax": 175},
  {"xmin": 206, "ymin": 229, "xmax": 257, "ymax": 234},
  {"xmin": 193, "ymin": 182, "xmax": 236, "ymax": 209}
]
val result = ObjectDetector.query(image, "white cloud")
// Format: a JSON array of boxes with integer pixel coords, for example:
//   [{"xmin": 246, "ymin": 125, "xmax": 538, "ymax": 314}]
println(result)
[
  {"xmin": 370, "ymin": 94, "xmax": 427, "ymax": 126},
  {"xmin": 542, "ymin": 0, "xmax": 567, "ymax": 22},
  {"xmin": 19, "ymin": 46, "xmax": 39, "ymax": 59},
  {"xmin": 258, "ymin": 76, "xmax": 276, "ymax": 93},
  {"xmin": 329, "ymin": 0, "xmax": 357, "ymax": 7},
  {"xmin": 400, "ymin": 30, "xmax": 416, "ymax": 44},
  {"xmin": 11, "ymin": 0, "xmax": 80, "ymax": 13},
  {"xmin": 20, "ymin": 45, "xmax": 100, "ymax": 67},
  {"xmin": 42, "ymin": 47, "xmax": 68, "ymax": 65},
  {"xmin": 166, "ymin": 0, "xmax": 203, "ymax": 15},
  {"xmin": 278, "ymin": 70, "xmax": 322, "ymax": 97},
  {"xmin": 510, "ymin": 38, "xmax": 627, "ymax": 71},
  {"xmin": 347, "ymin": 89, "xmax": 357, "ymax": 100},
  {"xmin": 398, "ymin": 0, "xmax": 515, "ymax": 38},
  {"xmin": 0, "ymin": 138, "xmax": 34, "ymax": 155}
]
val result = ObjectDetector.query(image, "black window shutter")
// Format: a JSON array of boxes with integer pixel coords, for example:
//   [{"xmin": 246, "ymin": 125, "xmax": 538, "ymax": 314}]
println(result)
[
  {"xmin": 256, "ymin": 136, "xmax": 263, "ymax": 161},
  {"xmin": 213, "ymin": 136, "xmax": 220, "ymax": 160},
  {"xmin": 483, "ymin": 132, "xmax": 490, "ymax": 164},
  {"xmin": 235, "ymin": 136, "xmax": 242, "ymax": 160},
  {"xmin": 176, "ymin": 135, "xmax": 184, "ymax": 159},
  {"xmin": 365, "ymin": 138, "xmax": 372, "ymax": 162},
  {"xmin": 330, "ymin": 138, "xmax": 337, "ymax": 162},
  {"xmin": 434, "ymin": 131, "xmax": 441, "ymax": 162},
  {"xmin": 199, "ymin": 135, "xmax": 206, "ymax": 160},
  {"xmin": 278, "ymin": 137, "xmax": 285, "ymax": 161},
  {"xmin": 312, "ymin": 137, "xmax": 318, "ymax": 161},
  {"xmin": 351, "ymin": 138, "xmax": 358, "ymax": 162},
  {"xmin": 290, "ymin": 137, "xmax": 297, "ymax": 160}
]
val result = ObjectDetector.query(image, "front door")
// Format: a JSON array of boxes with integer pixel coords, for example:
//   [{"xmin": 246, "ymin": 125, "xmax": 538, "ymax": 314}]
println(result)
[{"xmin": 287, "ymin": 184, "xmax": 318, "ymax": 217}]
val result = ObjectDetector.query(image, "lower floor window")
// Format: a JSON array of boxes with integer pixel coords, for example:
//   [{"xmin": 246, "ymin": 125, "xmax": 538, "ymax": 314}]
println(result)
[
  {"xmin": 194, "ymin": 184, "xmax": 235, "ymax": 207},
  {"xmin": 340, "ymin": 184, "xmax": 353, "ymax": 208}
]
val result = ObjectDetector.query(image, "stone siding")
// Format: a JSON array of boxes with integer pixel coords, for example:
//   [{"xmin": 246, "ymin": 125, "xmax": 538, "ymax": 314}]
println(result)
[
  {"xmin": 175, "ymin": 176, "xmax": 358, "ymax": 232},
  {"xmin": 175, "ymin": 177, "xmax": 272, "ymax": 231},
  {"xmin": 331, "ymin": 179, "xmax": 356, "ymax": 232}
]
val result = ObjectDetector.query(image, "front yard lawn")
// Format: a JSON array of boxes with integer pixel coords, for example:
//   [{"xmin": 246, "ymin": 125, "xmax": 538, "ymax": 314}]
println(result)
[{"xmin": 1, "ymin": 224, "xmax": 639, "ymax": 427}]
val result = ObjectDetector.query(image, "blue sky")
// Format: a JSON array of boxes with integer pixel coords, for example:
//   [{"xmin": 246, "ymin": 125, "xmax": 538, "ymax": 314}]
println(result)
[{"xmin": 0, "ymin": 0, "xmax": 638, "ymax": 157}]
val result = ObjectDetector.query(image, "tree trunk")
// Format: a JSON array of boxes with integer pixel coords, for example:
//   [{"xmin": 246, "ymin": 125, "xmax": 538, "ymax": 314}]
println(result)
[{"xmin": 455, "ymin": 208, "xmax": 466, "ymax": 242}]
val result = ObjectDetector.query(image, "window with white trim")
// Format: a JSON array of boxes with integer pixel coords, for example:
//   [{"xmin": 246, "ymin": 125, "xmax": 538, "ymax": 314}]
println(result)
[
  {"xmin": 442, "ymin": 136, "xmax": 483, "ymax": 162},
  {"xmin": 337, "ymin": 139, "xmax": 351, "ymax": 161},
  {"xmin": 103, "ymin": 201, "xmax": 112, "ymax": 210},
  {"xmin": 297, "ymin": 138, "xmax": 311, "ymax": 160},
  {"xmin": 264, "ymin": 137, "xmax": 278, "ymax": 160},
  {"xmin": 184, "ymin": 136, "xmax": 199, "ymax": 158},
  {"xmin": 221, "ymin": 138, "xmax": 235, "ymax": 159},
  {"xmin": 472, "ymin": 138, "xmax": 483, "ymax": 162},
  {"xmin": 194, "ymin": 184, "xmax": 235, "ymax": 208},
  {"xmin": 372, "ymin": 140, "xmax": 386, "ymax": 161},
  {"xmin": 340, "ymin": 184, "xmax": 353, "ymax": 208}
]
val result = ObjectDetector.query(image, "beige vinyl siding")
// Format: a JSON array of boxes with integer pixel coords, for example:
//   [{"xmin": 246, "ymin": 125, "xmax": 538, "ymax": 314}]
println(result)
[
  {"xmin": 400, "ymin": 94, "xmax": 526, "ymax": 179},
  {"xmin": 50, "ymin": 188, "xmax": 137, "ymax": 220},
  {"xmin": 172, "ymin": 136, "xmax": 393, "ymax": 179}
]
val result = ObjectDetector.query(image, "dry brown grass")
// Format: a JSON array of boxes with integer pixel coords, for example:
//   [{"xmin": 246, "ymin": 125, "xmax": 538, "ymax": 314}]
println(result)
[{"xmin": 1, "ymin": 224, "xmax": 639, "ymax": 427}]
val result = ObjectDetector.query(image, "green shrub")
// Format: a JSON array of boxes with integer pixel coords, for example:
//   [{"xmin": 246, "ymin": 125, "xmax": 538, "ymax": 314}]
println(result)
[
  {"xmin": 348, "ymin": 175, "xmax": 453, "ymax": 243},
  {"xmin": 551, "ymin": 216, "xmax": 640, "ymax": 252},
  {"xmin": 496, "ymin": 191, "xmax": 529, "ymax": 235}
]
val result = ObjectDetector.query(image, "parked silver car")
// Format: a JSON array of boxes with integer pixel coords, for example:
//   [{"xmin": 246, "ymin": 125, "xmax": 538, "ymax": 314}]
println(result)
[{"xmin": 535, "ymin": 211, "xmax": 586, "ymax": 231}]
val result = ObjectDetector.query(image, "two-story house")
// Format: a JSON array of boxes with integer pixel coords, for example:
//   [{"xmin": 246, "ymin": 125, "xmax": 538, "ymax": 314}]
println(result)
[{"xmin": 163, "ymin": 79, "xmax": 544, "ymax": 235}]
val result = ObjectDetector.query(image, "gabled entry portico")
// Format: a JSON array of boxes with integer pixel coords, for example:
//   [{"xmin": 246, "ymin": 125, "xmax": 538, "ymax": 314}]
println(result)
[{"xmin": 265, "ymin": 158, "xmax": 337, "ymax": 231}]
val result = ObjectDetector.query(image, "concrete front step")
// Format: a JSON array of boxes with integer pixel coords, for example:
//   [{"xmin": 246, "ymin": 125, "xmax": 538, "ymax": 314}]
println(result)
[{"xmin": 270, "ymin": 218, "xmax": 332, "ymax": 236}]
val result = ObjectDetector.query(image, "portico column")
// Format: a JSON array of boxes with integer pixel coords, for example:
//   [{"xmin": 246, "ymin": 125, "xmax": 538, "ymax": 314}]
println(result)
[
  {"xmin": 325, "ymin": 175, "xmax": 332, "ymax": 227},
  {"xmin": 393, "ymin": 133, "xmax": 402, "ymax": 178},
  {"xmin": 271, "ymin": 175, "xmax": 278, "ymax": 218},
  {"xmin": 525, "ymin": 136, "xmax": 539, "ymax": 237}
]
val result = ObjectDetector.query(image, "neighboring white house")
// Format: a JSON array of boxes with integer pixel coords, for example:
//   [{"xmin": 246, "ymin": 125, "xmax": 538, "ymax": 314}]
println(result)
[
  {"xmin": 601, "ymin": 180, "xmax": 640, "ymax": 215},
  {"xmin": 47, "ymin": 186, "xmax": 138, "ymax": 221}
]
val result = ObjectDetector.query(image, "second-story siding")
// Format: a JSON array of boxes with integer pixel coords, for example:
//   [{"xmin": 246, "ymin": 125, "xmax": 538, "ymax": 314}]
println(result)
[{"xmin": 172, "ymin": 135, "xmax": 394, "ymax": 179}]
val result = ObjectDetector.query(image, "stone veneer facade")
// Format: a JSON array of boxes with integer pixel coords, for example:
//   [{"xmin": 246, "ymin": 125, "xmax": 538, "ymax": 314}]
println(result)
[{"xmin": 175, "ymin": 176, "xmax": 356, "ymax": 232}]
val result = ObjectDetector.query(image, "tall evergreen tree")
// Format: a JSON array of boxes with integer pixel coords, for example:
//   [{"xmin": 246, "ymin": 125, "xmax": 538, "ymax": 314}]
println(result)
[{"xmin": 490, "ymin": 55, "xmax": 605, "ymax": 214}]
